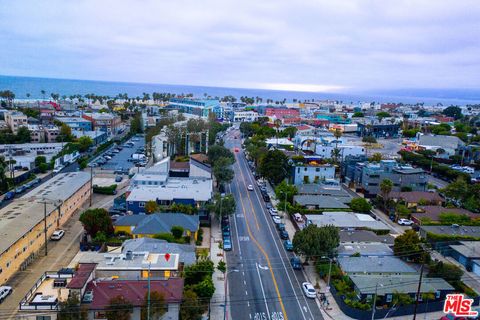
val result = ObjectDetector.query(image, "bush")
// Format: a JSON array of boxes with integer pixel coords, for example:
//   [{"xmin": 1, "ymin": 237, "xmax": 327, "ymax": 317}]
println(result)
[
  {"xmin": 93, "ymin": 184, "xmax": 117, "ymax": 195},
  {"xmin": 349, "ymin": 198, "xmax": 372, "ymax": 213},
  {"xmin": 171, "ymin": 226, "xmax": 184, "ymax": 239},
  {"xmin": 316, "ymin": 262, "xmax": 342, "ymax": 280},
  {"xmin": 362, "ymin": 136, "xmax": 377, "ymax": 143},
  {"xmin": 344, "ymin": 298, "xmax": 371, "ymax": 311},
  {"xmin": 153, "ymin": 232, "xmax": 185, "ymax": 244}
]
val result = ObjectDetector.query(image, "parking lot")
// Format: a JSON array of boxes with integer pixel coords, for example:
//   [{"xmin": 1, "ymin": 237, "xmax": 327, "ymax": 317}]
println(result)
[{"xmin": 90, "ymin": 135, "xmax": 145, "ymax": 172}]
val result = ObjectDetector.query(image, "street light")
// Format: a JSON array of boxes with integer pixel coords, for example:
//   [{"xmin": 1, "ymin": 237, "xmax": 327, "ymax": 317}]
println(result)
[
  {"xmin": 38, "ymin": 198, "xmax": 63, "ymax": 256},
  {"xmin": 223, "ymin": 268, "xmax": 239, "ymax": 320},
  {"xmin": 321, "ymin": 256, "xmax": 333, "ymax": 290}
]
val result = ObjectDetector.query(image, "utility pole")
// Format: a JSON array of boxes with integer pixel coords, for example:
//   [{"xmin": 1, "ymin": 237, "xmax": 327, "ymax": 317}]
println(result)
[
  {"xmin": 412, "ymin": 262, "xmax": 425, "ymax": 320},
  {"xmin": 43, "ymin": 201, "xmax": 48, "ymax": 256},
  {"xmin": 147, "ymin": 262, "xmax": 151, "ymax": 320},
  {"xmin": 89, "ymin": 165, "xmax": 93, "ymax": 207},
  {"xmin": 371, "ymin": 283, "xmax": 378, "ymax": 320}
]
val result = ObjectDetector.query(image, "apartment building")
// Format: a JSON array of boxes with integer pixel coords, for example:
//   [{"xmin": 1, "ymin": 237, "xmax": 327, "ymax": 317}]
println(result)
[
  {"xmin": 0, "ymin": 172, "xmax": 91, "ymax": 286},
  {"xmin": 82, "ymin": 112, "xmax": 121, "ymax": 135},
  {"xmin": 5, "ymin": 111, "xmax": 28, "ymax": 134}
]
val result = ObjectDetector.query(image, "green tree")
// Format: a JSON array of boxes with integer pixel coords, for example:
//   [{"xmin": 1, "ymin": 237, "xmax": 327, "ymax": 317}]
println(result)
[
  {"xmin": 393, "ymin": 230, "xmax": 426, "ymax": 263},
  {"xmin": 279, "ymin": 126, "xmax": 297, "ymax": 139},
  {"xmin": 57, "ymin": 124, "xmax": 74, "ymax": 142},
  {"xmin": 213, "ymin": 157, "xmax": 234, "ymax": 185},
  {"xmin": 274, "ymin": 180, "xmax": 297, "ymax": 203},
  {"xmin": 258, "ymin": 149, "xmax": 290, "ymax": 185},
  {"xmin": 130, "ymin": 112, "xmax": 143, "ymax": 134},
  {"xmin": 145, "ymin": 200, "xmax": 159, "ymax": 214},
  {"xmin": 362, "ymin": 135, "xmax": 377, "ymax": 143},
  {"xmin": 369, "ymin": 153, "xmax": 382, "ymax": 162},
  {"xmin": 35, "ymin": 155, "xmax": 47, "ymax": 167},
  {"xmin": 140, "ymin": 291, "xmax": 166, "ymax": 320},
  {"xmin": 77, "ymin": 136, "xmax": 93, "ymax": 152},
  {"xmin": 380, "ymin": 179, "xmax": 393, "ymax": 209},
  {"xmin": 349, "ymin": 198, "xmax": 372, "ymax": 213},
  {"xmin": 209, "ymin": 193, "xmax": 236, "ymax": 218},
  {"xmin": 376, "ymin": 111, "xmax": 391, "ymax": 119},
  {"xmin": 180, "ymin": 289, "xmax": 203, "ymax": 320},
  {"xmin": 105, "ymin": 296, "xmax": 133, "ymax": 320},
  {"xmin": 217, "ymin": 260, "xmax": 226, "ymax": 274},
  {"xmin": 207, "ymin": 145, "xmax": 234, "ymax": 164},
  {"xmin": 402, "ymin": 129, "xmax": 420, "ymax": 138},
  {"xmin": 193, "ymin": 277, "xmax": 215, "ymax": 300},
  {"xmin": 79, "ymin": 208, "xmax": 113, "ymax": 237},
  {"xmin": 428, "ymin": 261, "xmax": 463, "ymax": 282},
  {"xmin": 171, "ymin": 225, "xmax": 184, "ymax": 239},
  {"xmin": 16, "ymin": 126, "xmax": 31, "ymax": 143},
  {"xmin": 392, "ymin": 291, "xmax": 413, "ymax": 306},
  {"xmin": 183, "ymin": 260, "xmax": 214, "ymax": 286},
  {"xmin": 57, "ymin": 292, "xmax": 88, "ymax": 320},
  {"xmin": 442, "ymin": 106, "xmax": 463, "ymax": 120},
  {"xmin": 352, "ymin": 111, "xmax": 364, "ymax": 117},
  {"xmin": 0, "ymin": 156, "xmax": 7, "ymax": 192},
  {"xmin": 292, "ymin": 224, "xmax": 339, "ymax": 262}
]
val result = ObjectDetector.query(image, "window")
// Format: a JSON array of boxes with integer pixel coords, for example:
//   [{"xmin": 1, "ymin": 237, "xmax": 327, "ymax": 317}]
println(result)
[
  {"xmin": 386, "ymin": 294, "xmax": 392, "ymax": 303},
  {"xmin": 139, "ymin": 202, "xmax": 145, "ymax": 208},
  {"xmin": 316, "ymin": 168, "xmax": 320, "ymax": 172},
  {"xmin": 435, "ymin": 291, "xmax": 441, "ymax": 299}
]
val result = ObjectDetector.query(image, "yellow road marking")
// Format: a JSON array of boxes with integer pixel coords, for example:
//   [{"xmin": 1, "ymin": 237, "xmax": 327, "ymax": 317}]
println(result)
[{"xmin": 233, "ymin": 153, "xmax": 288, "ymax": 320}]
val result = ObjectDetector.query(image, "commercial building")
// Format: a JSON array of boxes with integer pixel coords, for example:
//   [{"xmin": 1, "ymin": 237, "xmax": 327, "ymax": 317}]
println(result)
[
  {"xmin": 314, "ymin": 144, "xmax": 365, "ymax": 160},
  {"xmin": 305, "ymin": 211, "xmax": 390, "ymax": 231},
  {"xmin": 232, "ymin": 110, "xmax": 259, "ymax": 122},
  {"xmin": 4, "ymin": 111, "xmax": 28, "ymax": 133},
  {"xmin": 55, "ymin": 116, "xmax": 93, "ymax": 131},
  {"xmin": 356, "ymin": 120, "xmax": 400, "ymax": 138},
  {"xmin": 0, "ymin": 172, "xmax": 91, "ymax": 286},
  {"xmin": 417, "ymin": 134, "xmax": 465, "ymax": 156},
  {"xmin": 169, "ymin": 98, "xmax": 223, "ymax": 119},
  {"xmin": 265, "ymin": 107, "xmax": 300, "ymax": 119},
  {"xmin": 71, "ymin": 129, "xmax": 108, "ymax": 145},
  {"xmin": 82, "ymin": 112, "xmax": 121, "ymax": 135},
  {"xmin": 359, "ymin": 160, "xmax": 427, "ymax": 198}
]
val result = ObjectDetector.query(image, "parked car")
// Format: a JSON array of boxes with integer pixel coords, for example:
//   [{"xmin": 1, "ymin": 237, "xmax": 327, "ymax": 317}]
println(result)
[
  {"xmin": 247, "ymin": 184, "xmax": 254, "ymax": 191},
  {"xmin": 290, "ymin": 257, "xmax": 302, "ymax": 270},
  {"xmin": 302, "ymin": 282, "xmax": 316, "ymax": 299},
  {"xmin": 398, "ymin": 218, "xmax": 414, "ymax": 226},
  {"xmin": 269, "ymin": 208, "xmax": 278, "ymax": 215},
  {"xmin": 222, "ymin": 229, "xmax": 231, "ymax": 237},
  {"xmin": 272, "ymin": 215, "xmax": 281, "ymax": 224},
  {"xmin": 32, "ymin": 178, "xmax": 42, "ymax": 185},
  {"xmin": 4, "ymin": 191, "xmax": 15, "ymax": 200},
  {"xmin": 277, "ymin": 223, "xmax": 285, "ymax": 231},
  {"xmin": 279, "ymin": 230, "xmax": 289, "ymax": 240},
  {"xmin": 15, "ymin": 186, "xmax": 25, "ymax": 194},
  {"xmin": 284, "ymin": 240, "xmax": 293, "ymax": 251},
  {"xmin": 223, "ymin": 238, "xmax": 232, "ymax": 251},
  {"xmin": 265, "ymin": 202, "xmax": 273, "ymax": 210},
  {"xmin": 263, "ymin": 194, "xmax": 270, "ymax": 202},
  {"xmin": 115, "ymin": 175, "xmax": 123, "ymax": 182},
  {"xmin": 50, "ymin": 230, "xmax": 65, "ymax": 241},
  {"xmin": 0, "ymin": 286, "xmax": 13, "ymax": 303}
]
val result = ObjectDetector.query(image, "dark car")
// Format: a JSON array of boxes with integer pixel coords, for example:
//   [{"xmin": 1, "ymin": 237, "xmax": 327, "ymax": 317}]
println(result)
[
  {"xmin": 4, "ymin": 191, "xmax": 15, "ymax": 200},
  {"xmin": 222, "ymin": 229, "xmax": 231, "ymax": 237},
  {"xmin": 277, "ymin": 223, "xmax": 285, "ymax": 231},
  {"xmin": 222, "ymin": 224, "xmax": 230, "ymax": 232},
  {"xmin": 279, "ymin": 230, "xmax": 289, "ymax": 240},
  {"xmin": 265, "ymin": 202, "xmax": 273, "ymax": 209},
  {"xmin": 263, "ymin": 194, "xmax": 270, "ymax": 202}
]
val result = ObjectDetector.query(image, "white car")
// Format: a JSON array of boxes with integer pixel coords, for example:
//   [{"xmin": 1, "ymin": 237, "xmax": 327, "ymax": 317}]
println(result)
[
  {"xmin": 247, "ymin": 185, "xmax": 254, "ymax": 191},
  {"xmin": 51, "ymin": 230, "xmax": 65, "ymax": 241},
  {"xmin": 269, "ymin": 208, "xmax": 278, "ymax": 215},
  {"xmin": 398, "ymin": 218, "xmax": 414, "ymax": 226},
  {"xmin": 272, "ymin": 215, "xmax": 281, "ymax": 224},
  {"xmin": 302, "ymin": 282, "xmax": 316, "ymax": 299},
  {"xmin": 0, "ymin": 286, "xmax": 13, "ymax": 303}
]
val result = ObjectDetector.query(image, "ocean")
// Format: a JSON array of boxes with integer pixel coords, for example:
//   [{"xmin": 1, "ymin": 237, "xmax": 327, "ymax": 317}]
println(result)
[{"xmin": 1, "ymin": 75, "xmax": 480, "ymax": 105}]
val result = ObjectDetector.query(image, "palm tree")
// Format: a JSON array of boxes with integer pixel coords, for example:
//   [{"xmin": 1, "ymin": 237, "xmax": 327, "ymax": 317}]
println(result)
[
  {"xmin": 380, "ymin": 179, "xmax": 393, "ymax": 210},
  {"xmin": 333, "ymin": 128, "xmax": 342, "ymax": 165},
  {"xmin": 26, "ymin": 93, "xmax": 31, "ymax": 99},
  {"xmin": 40, "ymin": 90, "xmax": 46, "ymax": 100},
  {"xmin": 274, "ymin": 119, "xmax": 282, "ymax": 148}
]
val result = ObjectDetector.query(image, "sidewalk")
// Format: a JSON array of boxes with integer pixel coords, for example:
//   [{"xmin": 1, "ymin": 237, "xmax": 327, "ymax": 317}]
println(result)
[{"xmin": 210, "ymin": 218, "xmax": 227, "ymax": 320}]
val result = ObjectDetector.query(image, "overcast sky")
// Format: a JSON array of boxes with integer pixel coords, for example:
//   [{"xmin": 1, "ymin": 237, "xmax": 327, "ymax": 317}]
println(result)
[{"xmin": 0, "ymin": 0, "xmax": 479, "ymax": 93}]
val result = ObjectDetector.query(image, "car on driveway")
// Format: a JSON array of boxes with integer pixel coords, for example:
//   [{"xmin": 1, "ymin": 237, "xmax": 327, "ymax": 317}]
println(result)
[
  {"xmin": 279, "ymin": 230, "xmax": 289, "ymax": 240},
  {"xmin": 0, "ymin": 286, "xmax": 13, "ymax": 303},
  {"xmin": 398, "ymin": 218, "xmax": 414, "ymax": 226},
  {"xmin": 272, "ymin": 215, "xmax": 281, "ymax": 224},
  {"xmin": 302, "ymin": 282, "xmax": 316, "ymax": 299},
  {"xmin": 247, "ymin": 184, "xmax": 254, "ymax": 191},
  {"xmin": 51, "ymin": 230, "xmax": 65, "ymax": 241}
]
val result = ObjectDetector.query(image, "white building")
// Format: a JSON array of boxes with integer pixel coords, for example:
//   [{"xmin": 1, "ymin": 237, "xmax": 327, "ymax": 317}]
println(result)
[
  {"xmin": 291, "ymin": 164, "xmax": 336, "ymax": 185},
  {"xmin": 233, "ymin": 110, "xmax": 259, "ymax": 122},
  {"xmin": 315, "ymin": 144, "xmax": 366, "ymax": 160}
]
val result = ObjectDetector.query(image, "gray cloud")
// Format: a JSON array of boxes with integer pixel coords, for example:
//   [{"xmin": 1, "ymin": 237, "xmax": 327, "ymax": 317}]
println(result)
[{"xmin": 0, "ymin": 0, "xmax": 479, "ymax": 92}]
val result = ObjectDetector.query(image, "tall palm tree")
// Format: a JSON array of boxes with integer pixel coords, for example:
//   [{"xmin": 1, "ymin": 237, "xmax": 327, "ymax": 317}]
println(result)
[
  {"xmin": 40, "ymin": 90, "xmax": 46, "ymax": 100},
  {"xmin": 380, "ymin": 179, "xmax": 393, "ymax": 210},
  {"xmin": 274, "ymin": 119, "xmax": 282, "ymax": 148},
  {"xmin": 333, "ymin": 128, "xmax": 342, "ymax": 165}
]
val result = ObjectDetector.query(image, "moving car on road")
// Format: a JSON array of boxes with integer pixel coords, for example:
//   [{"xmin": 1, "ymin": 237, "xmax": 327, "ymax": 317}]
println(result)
[
  {"xmin": 51, "ymin": 230, "xmax": 65, "ymax": 241},
  {"xmin": 398, "ymin": 218, "xmax": 414, "ymax": 226},
  {"xmin": 302, "ymin": 282, "xmax": 316, "ymax": 299},
  {"xmin": 247, "ymin": 184, "xmax": 254, "ymax": 191}
]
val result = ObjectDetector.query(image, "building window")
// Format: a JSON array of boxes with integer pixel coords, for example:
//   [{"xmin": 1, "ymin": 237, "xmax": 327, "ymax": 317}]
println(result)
[
  {"xmin": 139, "ymin": 202, "xmax": 145, "ymax": 208},
  {"xmin": 435, "ymin": 291, "xmax": 440, "ymax": 299},
  {"xmin": 386, "ymin": 294, "xmax": 392, "ymax": 303}
]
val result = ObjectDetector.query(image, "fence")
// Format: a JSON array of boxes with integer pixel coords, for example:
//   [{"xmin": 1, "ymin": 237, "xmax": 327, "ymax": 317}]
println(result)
[{"xmin": 329, "ymin": 285, "xmax": 480, "ymax": 319}]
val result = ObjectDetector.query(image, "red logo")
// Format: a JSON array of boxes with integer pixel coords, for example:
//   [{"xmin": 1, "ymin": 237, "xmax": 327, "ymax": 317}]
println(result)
[{"xmin": 443, "ymin": 294, "xmax": 478, "ymax": 317}]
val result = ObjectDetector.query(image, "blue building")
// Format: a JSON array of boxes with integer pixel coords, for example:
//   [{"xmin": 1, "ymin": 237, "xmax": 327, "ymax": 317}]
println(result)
[
  {"xmin": 168, "ymin": 98, "xmax": 223, "ymax": 119},
  {"xmin": 55, "ymin": 117, "xmax": 92, "ymax": 131}
]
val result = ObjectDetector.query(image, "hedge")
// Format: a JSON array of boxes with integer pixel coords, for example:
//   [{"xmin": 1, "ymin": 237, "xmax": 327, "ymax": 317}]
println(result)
[{"xmin": 93, "ymin": 184, "xmax": 117, "ymax": 195}]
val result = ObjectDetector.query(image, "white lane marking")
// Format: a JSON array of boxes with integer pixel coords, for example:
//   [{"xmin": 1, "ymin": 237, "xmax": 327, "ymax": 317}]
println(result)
[
  {"xmin": 255, "ymin": 262, "xmax": 271, "ymax": 318},
  {"xmin": 237, "ymin": 152, "xmax": 315, "ymax": 320},
  {"xmin": 249, "ymin": 314, "xmax": 252, "ymax": 319},
  {"xmin": 258, "ymin": 264, "xmax": 269, "ymax": 270},
  {"xmin": 227, "ymin": 183, "xmax": 242, "ymax": 256},
  {"xmin": 248, "ymin": 301, "xmax": 250, "ymax": 307},
  {"xmin": 303, "ymin": 306, "xmax": 307, "ymax": 313},
  {"xmin": 246, "ymin": 290, "xmax": 248, "ymax": 295},
  {"xmin": 244, "ymin": 280, "xmax": 247, "ymax": 285}
]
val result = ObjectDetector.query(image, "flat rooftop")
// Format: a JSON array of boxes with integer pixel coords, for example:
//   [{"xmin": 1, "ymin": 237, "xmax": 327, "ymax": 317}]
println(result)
[
  {"xmin": 0, "ymin": 172, "xmax": 90, "ymax": 254},
  {"xmin": 97, "ymin": 251, "xmax": 179, "ymax": 271},
  {"xmin": 306, "ymin": 212, "xmax": 390, "ymax": 231}
]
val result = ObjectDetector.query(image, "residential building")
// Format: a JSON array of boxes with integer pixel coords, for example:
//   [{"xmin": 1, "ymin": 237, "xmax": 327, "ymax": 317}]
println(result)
[
  {"xmin": 314, "ymin": 144, "xmax": 366, "ymax": 160},
  {"xmin": 0, "ymin": 172, "xmax": 91, "ymax": 286},
  {"xmin": 359, "ymin": 160, "xmax": 427, "ymax": 198},
  {"xmin": 337, "ymin": 243, "xmax": 393, "ymax": 257},
  {"xmin": 290, "ymin": 158, "xmax": 335, "ymax": 185},
  {"xmin": 5, "ymin": 111, "xmax": 28, "ymax": 133},
  {"xmin": 121, "ymin": 238, "xmax": 196, "ymax": 266},
  {"xmin": 265, "ymin": 107, "xmax": 300, "ymax": 119},
  {"xmin": 412, "ymin": 206, "xmax": 476, "ymax": 224},
  {"xmin": 55, "ymin": 116, "xmax": 93, "ymax": 131},
  {"xmin": 305, "ymin": 211, "xmax": 390, "ymax": 231},
  {"xmin": 338, "ymin": 256, "xmax": 417, "ymax": 275},
  {"xmin": 84, "ymin": 278, "xmax": 183, "ymax": 320},
  {"xmin": 339, "ymin": 230, "xmax": 394, "ymax": 245},
  {"xmin": 82, "ymin": 112, "xmax": 121, "ymax": 135},
  {"xmin": 27, "ymin": 125, "xmax": 60, "ymax": 143},
  {"xmin": 114, "ymin": 213, "xmax": 200, "ymax": 241},
  {"xmin": 293, "ymin": 195, "xmax": 350, "ymax": 210},
  {"xmin": 293, "ymin": 124, "xmax": 316, "ymax": 136},
  {"xmin": 265, "ymin": 137, "xmax": 294, "ymax": 149},
  {"xmin": 447, "ymin": 241, "xmax": 480, "ymax": 274},
  {"xmin": 72, "ymin": 129, "xmax": 108, "ymax": 145},
  {"xmin": 388, "ymin": 191, "xmax": 443, "ymax": 208},
  {"xmin": 232, "ymin": 110, "xmax": 259, "ymax": 122},
  {"xmin": 419, "ymin": 225, "xmax": 480, "ymax": 241},
  {"xmin": 417, "ymin": 133, "xmax": 465, "ymax": 156},
  {"xmin": 169, "ymin": 98, "xmax": 223, "ymax": 119},
  {"xmin": 349, "ymin": 275, "xmax": 454, "ymax": 305}
]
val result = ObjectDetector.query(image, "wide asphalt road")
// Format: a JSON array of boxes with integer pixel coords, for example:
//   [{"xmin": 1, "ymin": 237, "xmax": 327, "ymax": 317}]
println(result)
[{"xmin": 224, "ymin": 129, "xmax": 323, "ymax": 320}]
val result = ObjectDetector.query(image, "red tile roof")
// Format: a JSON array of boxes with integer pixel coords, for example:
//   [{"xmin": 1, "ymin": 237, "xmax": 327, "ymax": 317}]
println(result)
[
  {"xmin": 86, "ymin": 278, "xmax": 184, "ymax": 309},
  {"xmin": 67, "ymin": 263, "xmax": 97, "ymax": 289}
]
